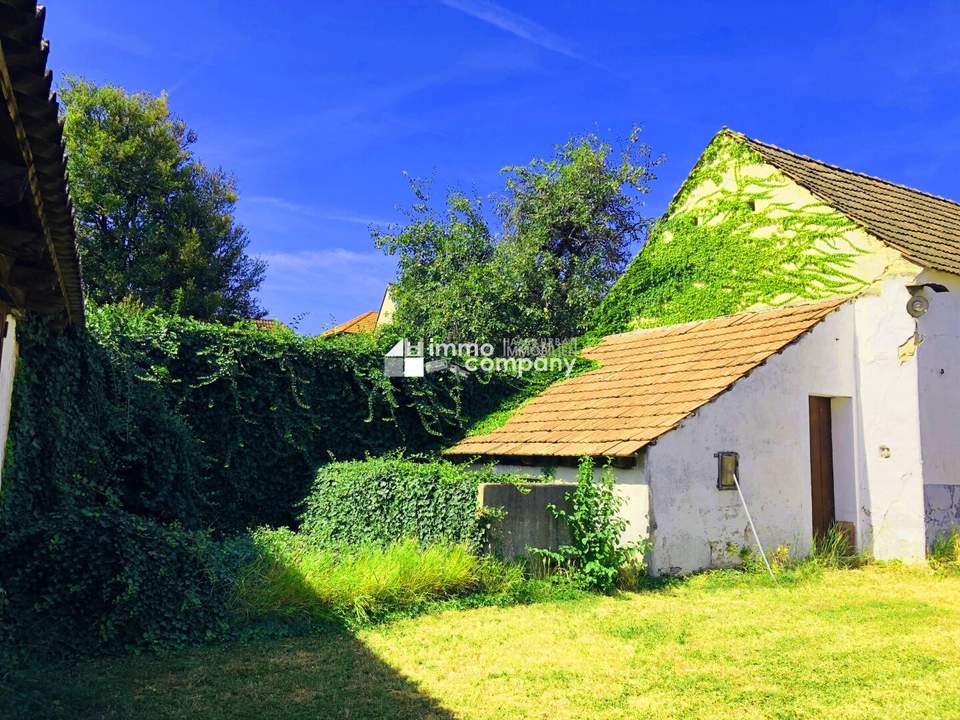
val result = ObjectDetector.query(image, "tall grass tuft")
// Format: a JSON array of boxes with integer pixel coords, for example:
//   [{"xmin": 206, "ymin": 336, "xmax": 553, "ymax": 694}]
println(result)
[
  {"xmin": 930, "ymin": 528, "xmax": 960, "ymax": 570},
  {"xmin": 811, "ymin": 524, "xmax": 865, "ymax": 569},
  {"xmin": 230, "ymin": 529, "xmax": 523, "ymax": 624}
]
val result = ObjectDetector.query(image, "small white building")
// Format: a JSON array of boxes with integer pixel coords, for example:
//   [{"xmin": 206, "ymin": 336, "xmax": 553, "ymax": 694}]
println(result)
[{"xmin": 447, "ymin": 131, "xmax": 960, "ymax": 575}]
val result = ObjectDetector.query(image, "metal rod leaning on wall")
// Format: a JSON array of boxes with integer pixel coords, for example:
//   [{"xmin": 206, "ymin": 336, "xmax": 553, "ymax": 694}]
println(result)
[{"xmin": 733, "ymin": 472, "xmax": 777, "ymax": 583}]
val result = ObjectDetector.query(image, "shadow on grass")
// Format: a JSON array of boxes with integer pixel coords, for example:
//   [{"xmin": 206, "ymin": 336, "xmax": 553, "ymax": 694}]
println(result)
[
  {"xmin": 2, "ymin": 624, "xmax": 454, "ymax": 720},
  {"xmin": 3, "ymin": 538, "xmax": 466, "ymax": 720}
]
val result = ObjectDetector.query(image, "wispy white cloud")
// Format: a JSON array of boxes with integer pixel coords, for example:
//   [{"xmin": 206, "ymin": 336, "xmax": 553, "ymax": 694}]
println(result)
[
  {"xmin": 440, "ymin": 0, "xmax": 581, "ymax": 60},
  {"xmin": 261, "ymin": 248, "xmax": 392, "ymax": 274},
  {"xmin": 246, "ymin": 195, "xmax": 395, "ymax": 227},
  {"xmin": 258, "ymin": 248, "xmax": 396, "ymax": 332},
  {"xmin": 69, "ymin": 21, "xmax": 154, "ymax": 58}
]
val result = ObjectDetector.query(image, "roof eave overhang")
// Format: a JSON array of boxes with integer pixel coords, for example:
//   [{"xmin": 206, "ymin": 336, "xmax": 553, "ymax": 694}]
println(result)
[
  {"xmin": 0, "ymin": 1, "xmax": 84, "ymax": 325},
  {"xmin": 443, "ymin": 451, "xmax": 640, "ymax": 469}
]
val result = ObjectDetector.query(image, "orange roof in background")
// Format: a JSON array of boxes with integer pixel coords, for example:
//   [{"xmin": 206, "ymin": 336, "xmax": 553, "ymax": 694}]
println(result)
[
  {"xmin": 446, "ymin": 299, "xmax": 847, "ymax": 460},
  {"xmin": 251, "ymin": 318, "xmax": 288, "ymax": 331},
  {"xmin": 321, "ymin": 310, "xmax": 379, "ymax": 336}
]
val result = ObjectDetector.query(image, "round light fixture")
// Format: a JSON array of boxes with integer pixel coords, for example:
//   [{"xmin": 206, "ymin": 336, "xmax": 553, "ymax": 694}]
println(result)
[{"xmin": 906, "ymin": 294, "xmax": 929, "ymax": 318}]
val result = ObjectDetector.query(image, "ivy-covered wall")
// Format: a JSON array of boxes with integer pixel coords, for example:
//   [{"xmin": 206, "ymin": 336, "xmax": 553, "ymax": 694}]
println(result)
[
  {"xmin": 0, "ymin": 305, "xmax": 523, "ymax": 655},
  {"xmin": 0, "ymin": 304, "xmax": 514, "ymax": 536},
  {"xmin": 592, "ymin": 131, "xmax": 909, "ymax": 335},
  {"xmin": 301, "ymin": 455, "xmax": 498, "ymax": 548}
]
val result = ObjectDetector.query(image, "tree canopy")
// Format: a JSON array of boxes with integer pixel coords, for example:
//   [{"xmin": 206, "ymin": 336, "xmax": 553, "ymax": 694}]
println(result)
[
  {"xmin": 61, "ymin": 78, "xmax": 266, "ymax": 320},
  {"xmin": 375, "ymin": 129, "xmax": 660, "ymax": 343}
]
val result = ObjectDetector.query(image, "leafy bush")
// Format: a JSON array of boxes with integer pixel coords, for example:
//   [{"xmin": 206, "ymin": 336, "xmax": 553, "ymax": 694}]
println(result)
[
  {"xmin": 0, "ymin": 506, "xmax": 231, "ymax": 656},
  {"xmin": 231, "ymin": 529, "xmax": 522, "ymax": 624},
  {"xmin": 301, "ymin": 455, "xmax": 506, "ymax": 548},
  {"xmin": 0, "ymin": 306, "xmax": 524, "ymax": 657},
  {"xmin": 3, "ymin": 305, "xmax": 511, "ymax": 536},
  {"xmin": 535, "ymin": 457, "xmax": 647, "ymax": 592}
]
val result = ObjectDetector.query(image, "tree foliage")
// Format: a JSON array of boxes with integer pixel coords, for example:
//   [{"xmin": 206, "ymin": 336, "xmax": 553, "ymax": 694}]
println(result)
[
  {"xmin": 60, "ymin": 78, "xmax": 266, "ymax": 320},
  {"xmin": 375, "ymin": 129, "xmax": 659, "ymax": 343}
]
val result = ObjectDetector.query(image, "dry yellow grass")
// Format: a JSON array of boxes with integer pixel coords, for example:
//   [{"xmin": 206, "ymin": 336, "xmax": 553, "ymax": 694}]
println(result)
[{"xmin": 5, "ymin": 564, "xmax": 960, "ymax": 720}]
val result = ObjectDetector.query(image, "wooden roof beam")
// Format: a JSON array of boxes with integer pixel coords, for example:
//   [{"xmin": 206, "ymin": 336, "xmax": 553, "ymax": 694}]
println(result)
[{"xmin": 1, "ymin": 39, "xmax": 47, "ymax": 72}]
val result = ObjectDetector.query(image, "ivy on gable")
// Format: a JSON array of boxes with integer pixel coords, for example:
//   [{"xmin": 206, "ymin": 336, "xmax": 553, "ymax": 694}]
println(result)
[{"xmin": 592, "ymin": 132, "xmax": 870, "ymax": 335}]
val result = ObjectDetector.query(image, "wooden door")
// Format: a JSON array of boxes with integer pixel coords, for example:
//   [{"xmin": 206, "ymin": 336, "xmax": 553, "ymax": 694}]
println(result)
[{"xmin": 808, "ymin": 396, "xmax": 836, "ymax": 539}]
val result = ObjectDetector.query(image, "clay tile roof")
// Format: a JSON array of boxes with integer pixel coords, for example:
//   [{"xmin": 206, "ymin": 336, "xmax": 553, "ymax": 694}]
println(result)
[
  {"xmin": 446, "ymin": 299, "xmax": 847, "ymax": 460},
  {"xmin": 0, "ymin": 0, "xmax": 84, "ymax": 324},
  {"xmin": 250, "ymin": 318, "xmax": 288, "ymax": 331},
  {"xmin": 728, "ymin": 129, "xmax": 960, "ymax": 276},
  {"xmin": 321, "ymin": 310, "xmax": 378, "ymax": 337}
]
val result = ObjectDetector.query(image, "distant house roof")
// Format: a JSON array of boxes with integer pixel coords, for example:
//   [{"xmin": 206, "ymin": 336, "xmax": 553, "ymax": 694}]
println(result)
[
  {"xmin": 446, "ymin": 299, "xmax": 846, "ymax": 461},
  {"xmin": 0, "ymin": 1, "xmax": 84, "ymax": 324},
  {"xmin": 321, "ymin": 310, "xmax": 378, "ymax": 337},
  {"xmin": 250, "ymin": 318, "xmax": 288, "ymax": 332},
  {"xmin": 728, "ymin": 129, "xmax": 960, "ymax": 276}
]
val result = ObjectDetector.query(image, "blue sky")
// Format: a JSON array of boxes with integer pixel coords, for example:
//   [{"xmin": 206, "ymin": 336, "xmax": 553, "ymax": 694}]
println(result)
[{"xmin": 48, "ymin": 1, "xmax": 960, "ymax": 334}]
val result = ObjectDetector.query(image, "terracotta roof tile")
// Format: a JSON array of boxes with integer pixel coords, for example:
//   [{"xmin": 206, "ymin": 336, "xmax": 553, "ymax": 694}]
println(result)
[
  {"xmin": 250, "ymin": 318, "xmax": 289, "ymax": 331},
  {"xmin": 321, "ymin": 310, "xmax": 378, "ymax": 336},
  {"xmin": 1, "ymin": 1, "xmax": 84, "ymax": 324},
  {"xmin": 730, "ymin": 130, "xmax": 960, "ymax": 275},
  {"xmin": 445, "ymin": 299, "xmax": 846, "ymax": 460}
]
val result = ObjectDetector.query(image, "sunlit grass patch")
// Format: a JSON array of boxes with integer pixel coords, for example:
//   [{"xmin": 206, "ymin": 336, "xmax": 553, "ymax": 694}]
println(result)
[
  {"xmin": 230, "ymin": 529, "xmax": 524, "ymax": 624},
  {"xmin": 6, "ymin": 564, "xmax": 960, "ymax": 719}
]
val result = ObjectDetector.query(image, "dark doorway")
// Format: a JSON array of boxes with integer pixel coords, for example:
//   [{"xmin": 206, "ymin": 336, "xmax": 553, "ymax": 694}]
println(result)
[{"xmin": 808, "ymin": 396, "xmax": 836, "ymax": 539}]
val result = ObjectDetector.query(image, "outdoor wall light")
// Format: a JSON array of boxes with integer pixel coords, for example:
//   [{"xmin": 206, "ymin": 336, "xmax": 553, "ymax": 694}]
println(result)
[{"xmin": 715, "ymin": 451, "xmax": 739, "ymax": 490}]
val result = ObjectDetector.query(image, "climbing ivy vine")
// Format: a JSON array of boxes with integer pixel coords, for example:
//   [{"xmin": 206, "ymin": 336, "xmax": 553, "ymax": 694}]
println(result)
[{"xmin": 592, "ymin": 132, "xmax": 870, "ymax": 335}]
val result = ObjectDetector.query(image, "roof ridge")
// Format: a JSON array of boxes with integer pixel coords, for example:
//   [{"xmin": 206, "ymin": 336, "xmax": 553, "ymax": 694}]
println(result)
[
  {"xmin": 321, "ymin": 309, "xmax": 379, "ymax": 336},
  {"xmin": 724, "ymin": 128, "xmax": 960, "ymax": 211},
  {"xmin": 601, "ymin": 297, "xmax": 848, "ymax": 342},
  {"xmin": 342, "ymin": 310, "xmax": 377, "ymax": 327}
]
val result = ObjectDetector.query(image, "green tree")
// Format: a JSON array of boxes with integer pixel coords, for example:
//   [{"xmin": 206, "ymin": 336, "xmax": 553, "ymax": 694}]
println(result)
[
  {"xmin": 375, "ymin": 129, "xmax": 659, "ymax": 342},
  {"xmin": 61, "ymin": 78, "xmax": 266, "ymax": 320},
  {"xmin": 374, "ymin": 181, "xmax": 503, "ymax": 342}
]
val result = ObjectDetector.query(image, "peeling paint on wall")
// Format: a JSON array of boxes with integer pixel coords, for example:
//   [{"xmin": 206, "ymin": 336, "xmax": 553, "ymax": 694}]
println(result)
[
  {"xmin": 924, "ymin": 485, "xmax": 960, "ymax": 547},
  {"xmin": 898, "ymin": 331, "xmax": 922, "ymax": 363}
]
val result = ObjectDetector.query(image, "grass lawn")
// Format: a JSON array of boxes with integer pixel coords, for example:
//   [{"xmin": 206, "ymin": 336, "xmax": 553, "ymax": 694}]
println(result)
[{"xmin": 5, "ymin": 564, "xmax": 960, "ymax": 719}]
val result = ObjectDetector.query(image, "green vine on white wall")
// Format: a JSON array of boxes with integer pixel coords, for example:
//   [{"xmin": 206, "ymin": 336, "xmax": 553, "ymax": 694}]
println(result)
[{"xmin": 593, "ymin": 133, "xmax": 869, "ymax": 334}]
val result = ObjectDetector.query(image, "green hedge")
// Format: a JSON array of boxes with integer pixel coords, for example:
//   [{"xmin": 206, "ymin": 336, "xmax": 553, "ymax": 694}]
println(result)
[
  {"xmin": 0, "ymin": 304, "xmax": 520, "ymax": 656},
  {"xmin": 0, "ymin": 506, "xmax": 234, "ymax": 656},
  {"xmin": 301, "ymin": 456, "xmax": 501, "ymax": 547},
  {"xmin": 2, "ymin": 304, "xmax": 515, "ymax": 535}
]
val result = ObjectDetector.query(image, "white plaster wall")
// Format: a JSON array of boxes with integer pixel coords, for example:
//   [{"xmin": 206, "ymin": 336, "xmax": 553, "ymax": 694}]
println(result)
[
  {"xmin": 851, "ymin": 280, "xmax": 926, "ymax": 561},
  {"xmin": 915, "ymin": 268, "xmax": 960, "ymax": 293},
  {"xmin": 0, "ymin": 315, "xmax": 17, "ymax": 493},
  {"xmin": 675, "ymin": 154, "xmax": 924, "ymax": 306},
  {"xmin": 485, "ymin": 462, "xmax": 651, "ymax": 547},
  {"xmin": 916, "ymin": 287, "xmax": 960, "ymax": 486},
  {"xmin": 643, "ymin": 307, "xmax": 857, "ymax": 575},
  {"xmin": 831, "ymin": 397, "xmax": 857, "ymax": 524}
]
